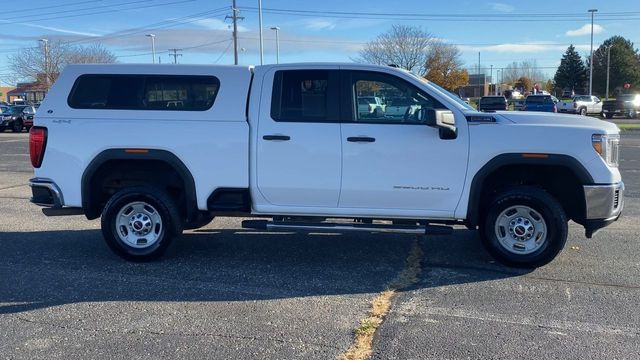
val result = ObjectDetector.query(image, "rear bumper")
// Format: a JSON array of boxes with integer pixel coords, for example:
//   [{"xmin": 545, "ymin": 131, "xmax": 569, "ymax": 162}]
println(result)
[
  {"xmin": 29, "ymin": 177, "xmax": 64, "ymax": 208},
  {"xmin": 583, "ymin": 182, "xmax": 624, "ymax": 237}
]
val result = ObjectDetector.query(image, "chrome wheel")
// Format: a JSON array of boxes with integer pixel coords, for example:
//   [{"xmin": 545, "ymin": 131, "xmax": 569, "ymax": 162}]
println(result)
[
  {"xmin": 494, "ymin": 205, "xmax": 547, "ymax": 255},
  {"xmin": 115, "ymin": 201, "xmax": 163, "ymax": 248}
]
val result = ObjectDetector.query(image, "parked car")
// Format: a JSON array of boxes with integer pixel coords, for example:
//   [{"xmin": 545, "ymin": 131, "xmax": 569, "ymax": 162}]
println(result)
[
  {"xmin": 557, "ymin": 95, "xmax": 603, "ymax": 116},
  {"xmin": 384, "ymin": 97, "xmax": 418, "ymax": 119},
  {"xmin": 29, "ymin": 63, "xmax": 623, "ymax": 268},
  {"xmin": 0, "ymin": 105, "xmax": 30, "ymax": 132},
  {"xmin": 522, "ymin": 95, "xmax": 559, "ymax": 112},
  {"xmin": 601, "ymin": 94, "xmax": 640, "ymax": 119},
  {"xmin": 477, "ymin": 96, "xmax": 508, "ymax": 112},
  {"xmin": 561, "ymin": 89, "xmax": 574, "ymax": 98}
]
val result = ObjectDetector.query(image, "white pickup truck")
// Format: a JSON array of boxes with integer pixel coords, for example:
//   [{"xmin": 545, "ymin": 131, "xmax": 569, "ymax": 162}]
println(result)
[
  {"xmin": 28, "ymin": 63, "xmax": 624, "ymax": 267},
  {"xmin": 557, "ymin": 95, "xmax": 603, "ymax": 116}
]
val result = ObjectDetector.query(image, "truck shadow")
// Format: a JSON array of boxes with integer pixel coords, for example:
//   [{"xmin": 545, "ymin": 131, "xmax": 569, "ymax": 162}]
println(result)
[{"xmin": 0, "ymin": 227, "xmax": 531, "ymax": 314}]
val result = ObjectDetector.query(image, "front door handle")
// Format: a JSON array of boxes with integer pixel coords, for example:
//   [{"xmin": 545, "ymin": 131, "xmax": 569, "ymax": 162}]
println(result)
[
  {"xmin": 263, "ymin": 135, "xmax": 291, "ymax": 141},
  {"xmin": 347, "ymin": 136, "xmax": 375, "ymax": 143}
]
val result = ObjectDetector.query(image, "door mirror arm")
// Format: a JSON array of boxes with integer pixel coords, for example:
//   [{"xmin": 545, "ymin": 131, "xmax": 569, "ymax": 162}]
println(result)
[{"xmin": 423, "ymin": 109, "xmax": 457, "ymax": 140}]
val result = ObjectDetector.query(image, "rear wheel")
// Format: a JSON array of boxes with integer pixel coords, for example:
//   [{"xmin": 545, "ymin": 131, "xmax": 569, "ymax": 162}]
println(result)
[
  {"xmin": 101, "ymin": 186, "xmax": 182, "ymax": 261},
  {"xmin": 480, "ymin": 186, "xmax": 568, "ymax": 268},
  {"xmin": 11, "ymin": 119, "xmax": 22, "ymax": 132},
  {"xmin": 0, "ymin": 126, "xmax": 5, "ymax": 132},
  {"xmin": 603, "ymin": 112, "xmax": 614, "ymax": 119},
  {"xmin": 628, "ymin": 110, "xmax": 638, "ymax": 119},
  {"xmin": 579, "ymin": 107, "xmax": 587, "ymax": 116}
]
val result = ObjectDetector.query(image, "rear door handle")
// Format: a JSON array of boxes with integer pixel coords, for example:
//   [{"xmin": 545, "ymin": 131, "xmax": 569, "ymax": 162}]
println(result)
[
  {"xmin": 263, "ymin": 135, "xmax": 290, "ymax": 141},
  {"xmin": 347, "ymin": 136, "xmax": 375, "ymax": 143}
]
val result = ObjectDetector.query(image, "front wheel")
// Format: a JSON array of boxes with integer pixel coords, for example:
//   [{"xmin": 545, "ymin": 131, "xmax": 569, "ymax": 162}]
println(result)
[
  {"xmin": 603, "ymin": 112, "xmax": 614, "ymax": 119},
  {"xmin": 579, "ymin": 107, "xmax": 587, "ymax": 116},
  {"xmin": 101, "ymin": 186, "xmax": 183, "ymax": 261},
  {"xmin": 480, "ymin": 186, "xmax": 568, "ymax": 268}
]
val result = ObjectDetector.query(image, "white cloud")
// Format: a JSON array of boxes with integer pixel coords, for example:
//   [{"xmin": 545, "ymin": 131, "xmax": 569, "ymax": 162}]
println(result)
[
  {"xmin": 490, "ymin": 2, "xmax": 514, "ymax": 13},
  {"xmin": 565, "ymin": 24, "xmax": 604, "ymax": 37},
  {"xmin": 304, "ymin": 19, "xmax": 337, "ymax": 31},
  {"xmin": 0, "ymin": 19, "xmax": 100, "ymax": 37},
  {"xmin": 190, "ymin": 18, "xmax": 248, "ymax": 32},
  {"xmin": 459, "ymin": 42, "xmax": 591, "ymax": 53}
]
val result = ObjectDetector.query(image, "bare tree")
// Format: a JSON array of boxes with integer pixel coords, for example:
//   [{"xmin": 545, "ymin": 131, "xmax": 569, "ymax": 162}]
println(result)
[
  {"xmin": 502, "ymin": 60, "xmax": 546, "ymax": 85},
  {"xmin": 423, "ymin": 41, "xmax": 469, "ymax": 90},
  {"xmin": 357, "ymin": 25, "xmax": 434, "ymax": 74},
  {"xmin": 8, "ymin": 41, "xmax": 117, "ymax": 88}
]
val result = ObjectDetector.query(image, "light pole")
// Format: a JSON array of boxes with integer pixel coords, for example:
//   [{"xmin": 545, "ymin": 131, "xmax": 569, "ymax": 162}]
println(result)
[
  {"xmin": 490, "ymin": 64, "xmax": 493, "ymax": 95},
  {"xmin": 258, "ymin": 0, "xmax": 264, "ymax": 65},
  {"xmin": 145, "ymin": 34, "xmax": 156, "ymax": 64},
  {"xmin": 270, "ymin": 26, "xmax": 280, "ymax": 64},
  {"xmin": 496, "ymin": 69, "xmax": 501, "ymax": 95},
  {"xmin": 39, "ymin": 39, "xmax": 49, "ymax": 89},
  {"xmin": 606, "ymin": 44, "xmax": 613, "ymax": 100},
  {"xmin": 588, "ymin": 9, "xmax": 597, "ymax": 95}
]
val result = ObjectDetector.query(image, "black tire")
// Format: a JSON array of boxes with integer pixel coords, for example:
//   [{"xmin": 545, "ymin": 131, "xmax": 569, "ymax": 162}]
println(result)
[
  {"xmin": 579, "ymin": 107, "xmax": 587, "ymax": 116},
  {"xmin": 11, "ymin": 119, "xmax": 22, "ymax": 133},
  {"xmin": 603, "ymin": 112, "xmax": 614, "ymax": 119},
  {"xmin": 101, "ymin": 186, "xmax": 183, "ymax": 261},
  {"xmin": 479, "ymin": 186, "xmax": 568, "ymax": 268},
  {"xmin": 183, "ymin": 213, "xmax": 215, "ymax": 230},
  {"xmin": 628, "ymin": 110, "xmax": 638, "ymax": 119},
  {"xmin": 0, "ymin": 126, "xmax": 5, "ymax": 132}
]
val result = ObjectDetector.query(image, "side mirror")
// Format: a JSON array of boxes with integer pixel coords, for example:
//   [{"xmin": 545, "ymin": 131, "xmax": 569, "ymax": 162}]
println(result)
[{"xmin": 424, "ymin": 109, "xmax": 457, "ymax": 140}]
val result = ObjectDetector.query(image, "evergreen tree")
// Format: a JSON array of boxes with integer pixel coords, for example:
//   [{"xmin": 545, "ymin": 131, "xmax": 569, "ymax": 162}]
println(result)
[
  {"xmin": 592, "ymin": 36, "xmax": 640, "ymax": 96},
  {"xmin": 553, "ymin": 45, "xmax": 587, "ymax": 94}
]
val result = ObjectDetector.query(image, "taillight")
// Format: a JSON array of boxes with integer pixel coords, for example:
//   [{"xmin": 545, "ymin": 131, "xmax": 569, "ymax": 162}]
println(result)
[{"xmin": 29, "ymin": 126, "xmax": 47, "ymax": 168}]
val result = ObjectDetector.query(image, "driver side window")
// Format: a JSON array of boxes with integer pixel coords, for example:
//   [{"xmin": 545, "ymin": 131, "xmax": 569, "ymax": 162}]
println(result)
[{"xmin": 351, "ymin": 71, "xmax": 445, "ymax": 124}]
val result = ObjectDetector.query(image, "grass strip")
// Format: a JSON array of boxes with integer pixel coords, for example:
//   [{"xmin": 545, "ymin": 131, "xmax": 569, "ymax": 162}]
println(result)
[{"xmin": 338, "ymin": 237, "xmax": 423, "ymax": 360}]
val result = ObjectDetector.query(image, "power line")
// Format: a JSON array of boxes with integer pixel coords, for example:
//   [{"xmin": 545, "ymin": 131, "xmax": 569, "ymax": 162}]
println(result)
[
  {"xmin": 0, "ymin": 0, "xmax": 160, "ymax": 22},
  {"xmin": 239, "ymin": 6, "xmax": 640, "ymax": 22}
]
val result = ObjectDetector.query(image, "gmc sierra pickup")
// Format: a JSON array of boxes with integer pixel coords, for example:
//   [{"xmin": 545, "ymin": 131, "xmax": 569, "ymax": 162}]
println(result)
[{"xmin": 28, "ymin": 63, "xmax": 624, "ymax": 267}]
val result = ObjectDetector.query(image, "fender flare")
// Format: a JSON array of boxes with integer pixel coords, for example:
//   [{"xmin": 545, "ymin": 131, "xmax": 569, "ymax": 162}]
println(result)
[
  {"xmin": 465, "ymin": 153, "xmax": 594, "ymax": 227},
  {"xmin": 81, "ymin": 149, "xmax": 197, "ymax": 220}
]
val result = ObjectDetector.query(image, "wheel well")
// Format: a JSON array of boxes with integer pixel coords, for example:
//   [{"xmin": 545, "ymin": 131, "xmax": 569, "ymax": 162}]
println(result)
[
  {"xmin": 83, "ymin": 154, "xmax": 197, "ymax": 222},
  {"xmin": 474, "ymin": 164, "xmax": 585, "ymax": 226}
]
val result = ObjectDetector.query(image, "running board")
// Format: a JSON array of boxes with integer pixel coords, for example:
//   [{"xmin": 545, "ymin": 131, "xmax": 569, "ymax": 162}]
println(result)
[{"xmin": 241, "ymin": 220, "xmax": 452, "ymax": 235}]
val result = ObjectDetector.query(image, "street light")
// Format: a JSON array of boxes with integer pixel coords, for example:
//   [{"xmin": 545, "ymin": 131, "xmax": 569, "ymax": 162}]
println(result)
[
  {"xmin": 496, "ymin": 69, "xmax": 502, "ymax": 95},
  {"xmin": 606, "ymin": 44, "xmax": 614, "ymax": 100},
  {"xmin": 490, "ymin": 64, "xmax": 493, "ymax": 95},
  {"xmin": 38, "ymin": 39, "xmax": 49, "ymax": 88},
  {"xmin": 270, "ymin": 26, "xmax": 280, "ymax": 64},
  {"xmin": 588, "ymin": 9, "xmax": 598, "ymax": 95},
  {"xmin": 145, "ymin": 34, "xmax": 156, "ymax": 64}
]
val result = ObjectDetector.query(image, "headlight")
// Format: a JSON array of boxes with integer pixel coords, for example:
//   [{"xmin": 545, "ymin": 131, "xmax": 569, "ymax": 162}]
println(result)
[{"xmin": 592, "ymin": 133, "xmax": 620, "ymax": 167}]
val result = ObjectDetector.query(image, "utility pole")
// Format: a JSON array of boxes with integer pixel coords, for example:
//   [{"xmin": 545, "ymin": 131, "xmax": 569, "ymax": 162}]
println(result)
[
  {"xmin": 168, "ymin": 48, "xmax": 183, "ymax": 64},
  {"xmin": 606, "ymin": 44, "xmax": 613, "ymax": 100},
  {"xmin": 226, "ymin": 0, "xmax": 244, "ymax": 65},
  {"xmin": 145, "ymin": 34, "xmax": 156, "ymax": 64},
  {"xmin": 588, "ymin": 9, "xmax": 597, "ymax": 95}
]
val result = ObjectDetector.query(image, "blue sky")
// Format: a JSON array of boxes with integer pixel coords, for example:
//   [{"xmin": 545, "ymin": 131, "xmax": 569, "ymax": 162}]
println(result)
[{"xmin": 1, "ymin": 0, "xmax": 639, "ymax": 84}]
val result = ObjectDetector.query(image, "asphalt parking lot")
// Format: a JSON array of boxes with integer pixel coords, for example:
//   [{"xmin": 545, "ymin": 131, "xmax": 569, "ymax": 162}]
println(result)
[{"xmin": 1, "ymin": 131, "xmax": 639, "ymax": 359}]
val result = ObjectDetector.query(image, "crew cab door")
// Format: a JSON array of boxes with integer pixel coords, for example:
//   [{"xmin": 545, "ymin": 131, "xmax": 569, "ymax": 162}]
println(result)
[
  {"xmin": 254, "ymin": 67, "xmax": 342, "ymax": 208},
  {"xmin": 338, "ymin": 70, "xmax": 469, "ymax": 217}
]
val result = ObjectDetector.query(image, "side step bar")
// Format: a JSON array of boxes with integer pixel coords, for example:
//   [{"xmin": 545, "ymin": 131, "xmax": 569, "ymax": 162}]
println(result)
[{"xmin": 241, "ymin": 220, "xmax": 453, "ymax": 235}]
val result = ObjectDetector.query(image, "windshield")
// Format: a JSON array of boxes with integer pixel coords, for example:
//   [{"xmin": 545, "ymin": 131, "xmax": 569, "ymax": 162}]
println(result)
[
  {"xmin": 481, "ymin": 97, "xmax": 506, "ymax": 105},
  {"xmin": 406, "ymin": 71, "xmax": 475, "ymax": 111}
]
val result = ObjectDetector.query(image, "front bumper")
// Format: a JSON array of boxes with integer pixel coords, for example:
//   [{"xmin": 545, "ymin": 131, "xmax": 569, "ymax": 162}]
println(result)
[{"xmin": 583, "ymin": 182, "xmax": 624, "ymax": 238}]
